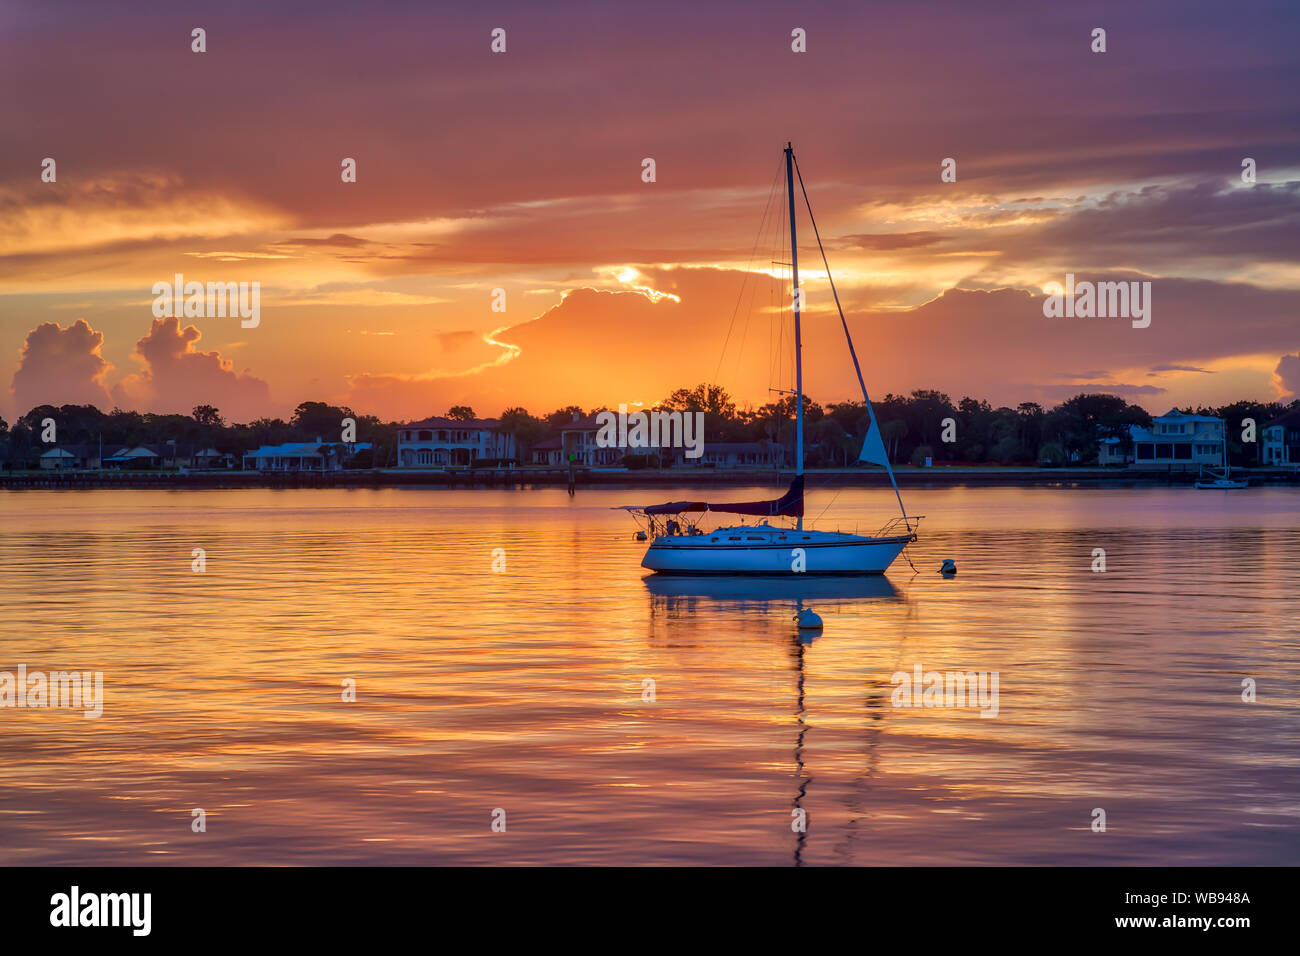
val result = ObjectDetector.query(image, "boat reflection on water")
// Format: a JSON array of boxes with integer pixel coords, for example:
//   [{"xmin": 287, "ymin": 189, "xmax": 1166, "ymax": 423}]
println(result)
[
  {"xmin": 643, "ymin": 572, "xmax": 911, "ymax": 865},
  {"xmin": 642, "ymin": 572, "xmax": 904, "ymax": 651},
  {"xmin": 641, "ymin": 573, "xmax": 901, "ymax": 605}
]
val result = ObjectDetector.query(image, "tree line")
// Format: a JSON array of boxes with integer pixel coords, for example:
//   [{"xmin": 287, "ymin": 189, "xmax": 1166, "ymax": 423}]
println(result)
[{"xmin": 2, "ymin": 387, "xmax": 1294, "ymax": 469}]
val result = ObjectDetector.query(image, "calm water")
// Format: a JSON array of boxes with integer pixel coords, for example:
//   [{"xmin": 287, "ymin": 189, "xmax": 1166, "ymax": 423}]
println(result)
[{"xmin": 1, "ymin": 484, "xmax": 1297, "ymax": 865}]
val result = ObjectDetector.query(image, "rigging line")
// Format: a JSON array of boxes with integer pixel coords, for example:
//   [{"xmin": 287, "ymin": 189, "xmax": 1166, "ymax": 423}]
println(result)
[
  {"xmin": 715, "ymin": 158, "xmax": 785, "ymax": 385},
  {"xmin": 771, "ymin": 187, "xmax": 787, "ymax": 398},
  {"xmin": 793, "ymin": 153, "xmax": 908, "ymax": 521},
  {"xmin": 783, "ymin": 179, "xmax": 790, "ymax": 394},
  {"xmin": 740, "ymin": 157, "xmax": 789, "ymax": 383},
  {"xmin": 772, "ymin": 189, "xmax": 782, "ymax": 392},
  {"xmin": 813, "ymin": 486, "xmax": 843, "ymax": 523}
]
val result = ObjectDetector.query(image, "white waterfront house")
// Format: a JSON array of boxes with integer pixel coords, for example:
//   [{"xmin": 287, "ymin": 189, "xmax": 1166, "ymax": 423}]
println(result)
[
  {"xmin": 243, "ymin": 439, "xmax": 370, "ymax": 471},
  {"xmin": 1263, "ymin": 408, "xmax": 1300, "ymax": 465},
  {"xmin": 1129, "ymin": 410, "xmax": 1226, "ymax": 469},
  {"xmin": 397, "ymin": 417, "xmax": 516, "ymax": 467},
  {"xmin": 559, "ymin": 412, "xmax": 620, "ymax": 466}
]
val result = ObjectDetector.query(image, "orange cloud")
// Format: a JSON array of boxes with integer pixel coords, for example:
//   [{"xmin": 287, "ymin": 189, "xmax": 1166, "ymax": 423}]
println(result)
[
  {"xmin": 0, "ymin": 175, "xmax": 288, "ymax": 262},
  {"xmin": 1275, "ymin": 353, "xmax": 1300, "ymax": 398},
  {"xmin": 10, "ymin": 319, "xmax": 113, "ymax": 414},
  {"xmin": 339, "ymin": 265, "xmax": 1300, "ymax": 420},
  {"xmin": 112, "ymin": 317, "xmax": 273, "ymax": 421}
]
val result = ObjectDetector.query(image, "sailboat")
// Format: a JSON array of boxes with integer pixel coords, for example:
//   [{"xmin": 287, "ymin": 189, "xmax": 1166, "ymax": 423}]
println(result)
[
  {"xmin": 1195, "ymin": 430, "xmax": 1247, "ymax": 489},
  {"xmin": 623, "ymin": 144, "xmax": 921, "ymax": 575}
]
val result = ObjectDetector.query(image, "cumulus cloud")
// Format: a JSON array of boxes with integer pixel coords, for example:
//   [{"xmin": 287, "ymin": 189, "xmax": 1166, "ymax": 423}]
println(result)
[
  {"xmin": 1275, "ymin": 353, "xmax": 1300, "ymax": 398},
  {"xmin": 10, "ymin": 319, "xmax": 113, "ymax": 414},
  {"xmin": 112, "ymin": 317, "xmax": 273, "ymax": 421}
]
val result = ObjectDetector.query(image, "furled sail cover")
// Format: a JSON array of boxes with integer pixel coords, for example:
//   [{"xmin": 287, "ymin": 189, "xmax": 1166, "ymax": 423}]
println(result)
[
  {"xmin": 858, "ymin": 415, "xmax": 891, "ymax": 467},
  {"xmin": 640, "ymin": 500, "xmax": 709, "ymax": 515},
  {"xmin": 640, "ymin": 476, "xmax": 804, "ymax": 517}
]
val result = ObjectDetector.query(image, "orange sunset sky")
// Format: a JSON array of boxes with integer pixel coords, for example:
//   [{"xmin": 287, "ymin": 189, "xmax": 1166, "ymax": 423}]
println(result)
[{"xmin": 2, "ymin": 0, "xmax": 1298, "ymax": 424}]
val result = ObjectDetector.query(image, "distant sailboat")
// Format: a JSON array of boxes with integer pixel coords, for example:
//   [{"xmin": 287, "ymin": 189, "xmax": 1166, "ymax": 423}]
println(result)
[
  {"xmin": 623, "ymin": 144, "xmax": 921, "ymax": 575},
  {"xmin": 1195, "ymin": 431, "xmax": 1247, "ymax": 489}
]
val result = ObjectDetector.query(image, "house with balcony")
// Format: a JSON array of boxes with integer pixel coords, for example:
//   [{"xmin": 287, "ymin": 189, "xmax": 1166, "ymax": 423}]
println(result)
[
  {"xmin": 397, "ymin": 417, "xmax": 516, "ymax": 467},
  {"xmin": 1263, "ymin": 407, "xmax": 1300, "ymax": 466},
  {"xmin": 1129, "ymin": 410, "xmax": 1226, "ymax": 470},
  {"xmin": 558, "ymin": 412, "xmax": 621, "ymax": 466}
]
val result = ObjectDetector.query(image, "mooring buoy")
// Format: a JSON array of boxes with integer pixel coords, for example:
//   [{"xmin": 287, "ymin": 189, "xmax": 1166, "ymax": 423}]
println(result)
[{"xmin": 795, "ymin": 607, "xmax": 823, "ymax": 630}]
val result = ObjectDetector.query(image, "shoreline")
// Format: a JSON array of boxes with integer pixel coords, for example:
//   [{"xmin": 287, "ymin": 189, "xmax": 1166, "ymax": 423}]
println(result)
[{"xmin": 2, "ymin": 465, "xmax": 1297, "ymax": 490}]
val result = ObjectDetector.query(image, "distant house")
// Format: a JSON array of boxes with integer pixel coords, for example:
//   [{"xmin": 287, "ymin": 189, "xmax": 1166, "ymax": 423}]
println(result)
[
  {"xmin": 158, "ymin": 441, "xmax": 196, "ymax": 468},
  {"xmin": 1097, "ymin": 425, "xmax": 1143, "ymax": 466},
  {"xmin": 1096, "ymin": 438, "xmax": 1127, "ymax": 465},
  {"xmin": 39, "ymin": 443, "xmax": 100, "ymax": 470},
  {"xmin": 192, "ymin": 447, "xmax": 235, "ymax": 469},
  {"xmin": 695, "ymin": 441, "xmax": 783, "ymax": 469},
  {"xmin": 104, "ymin": 446, "xmax": 162, "ymax": 469},
  {"xmin": 397, "ymin": 417, "xmax": 516, "ymax": 467},
  {"xmin": 1129, "ymin": 410, "xmax": 1226, "ymax": 470},
  {"xmin": 242, "ymin": 439, "xmax": 371, "ymax": 471},
  {"xmin": 529, "ymin": 436, "xmax": 564, "ymax": 466},
  {"xmin": 559, "ymin": 412, "xmax": 620, "ymax": 466},
  {"xmin": 99, "ymin": 442, "xmax": 199, "ymax": 469},
  {"xmin": 1263, "ymin": 408, "xmax": 1300, "ymax": 466}
]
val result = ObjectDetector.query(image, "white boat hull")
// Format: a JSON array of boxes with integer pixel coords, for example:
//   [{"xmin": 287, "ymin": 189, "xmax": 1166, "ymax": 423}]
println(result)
[{"xmin": 641, "ymin": 524, "xmax": 912, "ymax": 575}]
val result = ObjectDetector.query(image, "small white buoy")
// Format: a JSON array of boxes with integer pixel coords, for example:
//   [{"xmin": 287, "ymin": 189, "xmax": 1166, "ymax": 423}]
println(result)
[
  {"xmin": 940, "ymin": 559, "xmax": 957, "ymax": 575},
  {"xmin": 795, "ymin": 607, "xmax": 823, "ymax": 630}
]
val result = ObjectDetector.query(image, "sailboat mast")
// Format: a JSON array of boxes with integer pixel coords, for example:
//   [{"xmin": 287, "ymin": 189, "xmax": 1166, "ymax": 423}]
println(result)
[
  {"xmin": 785, "ymin": 143, "xmax": 804, "ymax": 530},
  {"xmin": 790, "ymin": 152, "xmax": 910, "ymax": 524}
]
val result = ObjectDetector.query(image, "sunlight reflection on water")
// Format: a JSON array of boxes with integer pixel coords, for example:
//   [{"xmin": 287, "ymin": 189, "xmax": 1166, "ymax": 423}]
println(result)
[{"xmin": 1, "ymin": 485, "xmax": 1297, "ymax": 864}]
